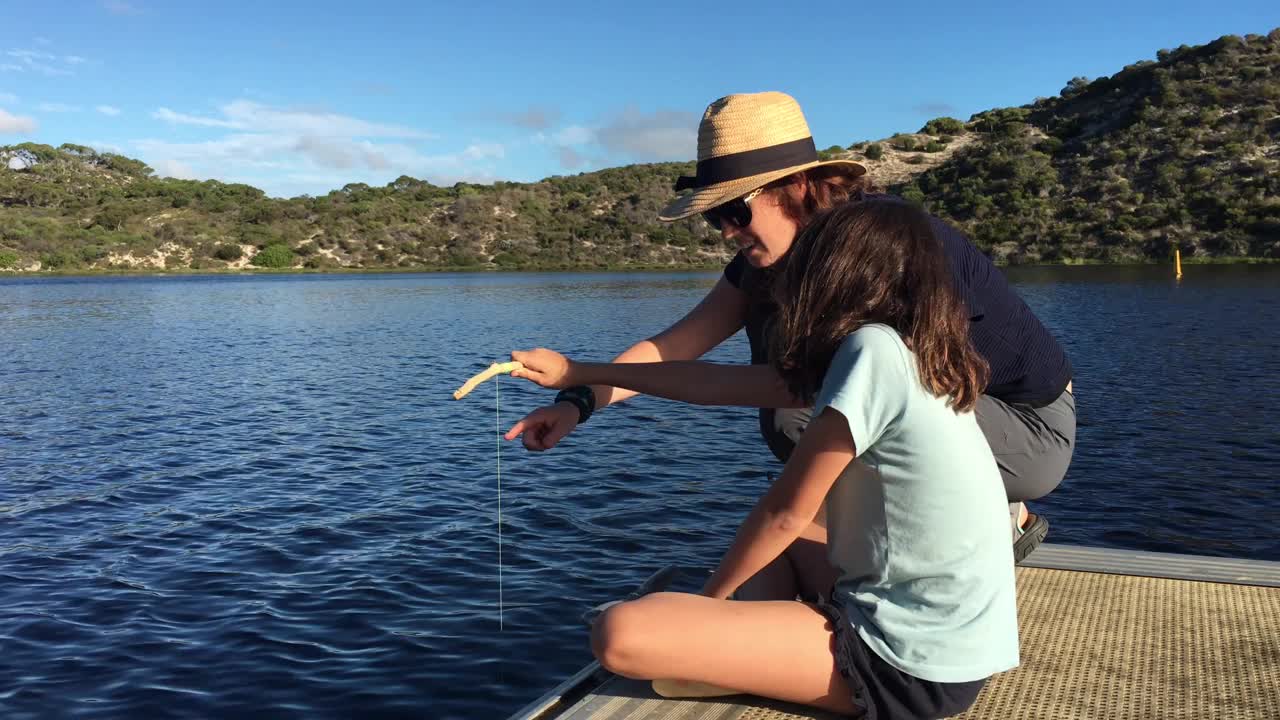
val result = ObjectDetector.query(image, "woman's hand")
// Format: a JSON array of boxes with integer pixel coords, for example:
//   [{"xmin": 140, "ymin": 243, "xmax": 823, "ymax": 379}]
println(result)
[
  {"xmin": 504, "ymin": 401, "xmax": 581, "ymax": 451},
  {"xmin": 510, "ymin": 348, "xmax": 581, "ymax": 390}
]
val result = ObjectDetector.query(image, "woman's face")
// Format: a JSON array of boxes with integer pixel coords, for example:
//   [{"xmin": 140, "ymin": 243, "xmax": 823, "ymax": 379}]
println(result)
[{"xmin": 716, "ymin": 183, "xmax": 803, "ymax": 268}]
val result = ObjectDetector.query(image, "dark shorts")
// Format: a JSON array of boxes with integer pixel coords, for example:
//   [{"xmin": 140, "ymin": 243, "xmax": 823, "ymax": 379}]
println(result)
[
  {"xmin": 814, "ymin": 597, "xmax": 986, "ymax": 720},
  {"xmin": 760, "ymin": 386, "xmax": 1076, "ymax": 502}
]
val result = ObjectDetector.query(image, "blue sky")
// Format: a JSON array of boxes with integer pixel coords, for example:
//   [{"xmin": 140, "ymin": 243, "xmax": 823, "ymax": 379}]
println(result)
[{"xmin": 1, "ymin": 0, "xmax": 1276, "ymax": 197}]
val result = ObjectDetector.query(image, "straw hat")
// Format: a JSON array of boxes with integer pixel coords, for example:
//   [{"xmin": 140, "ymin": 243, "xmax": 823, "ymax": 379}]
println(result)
[{"xmin": 659, "ymin": 91, "xmax": 866, "ymax": 222}]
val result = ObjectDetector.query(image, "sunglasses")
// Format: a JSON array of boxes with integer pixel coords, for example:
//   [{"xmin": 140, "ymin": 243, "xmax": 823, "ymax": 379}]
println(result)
[{"xmin": 702, "ymin": 188, "xmax": 764, "ymax": 231}]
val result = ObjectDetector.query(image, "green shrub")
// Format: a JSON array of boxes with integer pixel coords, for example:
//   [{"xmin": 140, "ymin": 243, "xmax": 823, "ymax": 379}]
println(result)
[
  {"xmin": 250, "ymin": 244, "xmax": 294, "ymax": 268},
  {"xmin": 0, "ymin": 250, "xmax": 19, "ymax": 269},
  {"xmin": 864, "ymin": 143, "xmax": 884, "ymax": 160},
  {"xmin": 40, "ymin": 251, "xmax": 79, "ymax": 269},
  {"xmin": 214, "ymin": 244, "xmax": 243, "ymax": 261},
  {"xmin": 921, "ymin": 117, "xmax": 965, "ymax": 135},
  {"xmin": 923, "ymin": 141, "xmax": 945, "ymax": 153},
  {"xmin": 92, "ymin": 205, "xmax": 131, "ymax": 231},
  {"xmin": 901, "ymin": 186, "xmax": 926, "ymax": 205}
]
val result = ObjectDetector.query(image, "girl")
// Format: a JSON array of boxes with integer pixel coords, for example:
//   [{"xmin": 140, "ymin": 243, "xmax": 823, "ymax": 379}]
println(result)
[{"xmin": 509, "ymin": 199, "xmax": 1018, "ymax": 719}]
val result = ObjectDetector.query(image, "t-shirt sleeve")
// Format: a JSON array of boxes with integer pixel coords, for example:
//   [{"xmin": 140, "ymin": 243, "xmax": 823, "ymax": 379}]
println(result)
[
  {"xmin": 814, "ymin": 326, "xmax": 913, "ymax": 457},
  {"xmin": 723, "ymin": 251, "xmax": 747, "ymax": 289}
]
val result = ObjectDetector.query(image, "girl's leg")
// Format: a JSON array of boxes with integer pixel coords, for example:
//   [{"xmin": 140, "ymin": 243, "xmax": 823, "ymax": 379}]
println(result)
[{"xmin": 591, "ymin": 592, "xmax": 860, "ymax": 716}]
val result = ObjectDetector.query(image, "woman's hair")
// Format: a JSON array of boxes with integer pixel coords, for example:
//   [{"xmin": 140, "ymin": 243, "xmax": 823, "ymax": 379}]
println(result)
[
  {"xmin": 765, "ymin": 165, "xmax": 880, "ymax": 225},
  {"xmin": 767, "ymin": 199, "xmax": 989, "ymax": 412}
]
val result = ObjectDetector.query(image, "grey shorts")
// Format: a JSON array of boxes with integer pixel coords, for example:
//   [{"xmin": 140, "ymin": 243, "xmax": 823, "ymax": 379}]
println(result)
[
  {"xmin": 759, "ymin": 387, "xmax": 1076, "ymax": 503},
  {"xmin": 974, "ymin": 388, "xmax": 1076, "ymax": 502}
]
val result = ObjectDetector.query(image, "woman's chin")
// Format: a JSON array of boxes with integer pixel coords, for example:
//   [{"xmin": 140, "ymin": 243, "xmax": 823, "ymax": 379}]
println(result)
[{"xmin": 744, "ymin": 246, "xmax": 775, "ymax": 268}]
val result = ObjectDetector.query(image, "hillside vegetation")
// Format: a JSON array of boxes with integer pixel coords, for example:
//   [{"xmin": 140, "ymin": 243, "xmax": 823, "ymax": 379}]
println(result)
[{"xmin": 2, "ymin": 29, "xmax": 1277, "ymax": 273}]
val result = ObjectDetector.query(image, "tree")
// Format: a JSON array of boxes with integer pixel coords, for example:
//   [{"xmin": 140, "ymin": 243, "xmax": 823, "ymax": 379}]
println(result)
[
  {"xmin": 1061, "ymin": 76, "xmax": 1091, "ymax": 98},
  {"xmin": 921, "ymin": 117, "xmax": 965, "ymax": 135}
]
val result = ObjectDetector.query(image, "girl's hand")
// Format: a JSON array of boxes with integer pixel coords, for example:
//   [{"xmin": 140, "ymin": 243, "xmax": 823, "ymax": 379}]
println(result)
[{"xmin": 510, "ymin": 348, "xmax": 580, "ymax": 389}]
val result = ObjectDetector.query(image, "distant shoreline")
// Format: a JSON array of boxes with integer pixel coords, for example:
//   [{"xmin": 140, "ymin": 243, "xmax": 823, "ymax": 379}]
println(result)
[{"xmin": 2, "ymin": 255, "xmax": 1276, "ymax": 280}]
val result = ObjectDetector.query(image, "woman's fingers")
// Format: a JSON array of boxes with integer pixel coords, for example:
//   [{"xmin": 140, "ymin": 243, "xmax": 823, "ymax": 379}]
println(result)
[
  {"xmin": 510, "ymin": 349, "xmax": 569, "ymax": 388},
  {"xmin": 504, "ymin": 417, "xmax": 530, "ymax": 441},
  {"xmin": 505, "ymin": 404, "xmax": 578, "ymax": 451}
]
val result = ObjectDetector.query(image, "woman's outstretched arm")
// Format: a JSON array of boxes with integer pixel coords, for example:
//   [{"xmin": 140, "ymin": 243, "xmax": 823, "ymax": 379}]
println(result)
[{"xmin": 511, "ymin": 348, "xmax": 806, "ymax": 409}]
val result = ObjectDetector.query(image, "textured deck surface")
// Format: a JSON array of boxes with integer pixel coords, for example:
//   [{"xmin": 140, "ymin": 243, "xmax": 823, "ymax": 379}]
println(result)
[{"xmin": 524, "ymin": 549, "xmax": 1280, "ymax": 720}]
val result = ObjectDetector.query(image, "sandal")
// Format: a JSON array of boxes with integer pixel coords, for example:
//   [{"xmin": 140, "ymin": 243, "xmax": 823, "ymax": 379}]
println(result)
[{"xmin": 1014, "ymin": 512, "xmax": 1049, "ymax": 564}]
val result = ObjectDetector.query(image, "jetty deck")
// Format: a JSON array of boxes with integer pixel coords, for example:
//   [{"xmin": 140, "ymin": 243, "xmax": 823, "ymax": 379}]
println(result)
[{"xmin": 508, "ymin": 544, "xmax": 1280, "ymax": 720}]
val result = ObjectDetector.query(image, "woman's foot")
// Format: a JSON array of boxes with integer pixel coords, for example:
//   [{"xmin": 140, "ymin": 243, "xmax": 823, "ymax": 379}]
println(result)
[{"xmin": 1012, "ymin": 502, "xmax": 1049, "ymax": 564}]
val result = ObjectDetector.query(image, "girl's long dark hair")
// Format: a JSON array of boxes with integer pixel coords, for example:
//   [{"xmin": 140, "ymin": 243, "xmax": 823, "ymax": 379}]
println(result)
[{"xmin": 768, "ymin": 199, "xmax": 989, "ymax": 412}]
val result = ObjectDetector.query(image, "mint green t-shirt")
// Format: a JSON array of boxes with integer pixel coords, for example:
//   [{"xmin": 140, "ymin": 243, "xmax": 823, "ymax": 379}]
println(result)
[{"xmin": 815, "ymin": 324, "xmax": 1019, "ymax": 683}]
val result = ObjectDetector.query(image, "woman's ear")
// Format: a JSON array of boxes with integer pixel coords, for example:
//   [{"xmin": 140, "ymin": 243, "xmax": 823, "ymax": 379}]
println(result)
[{"xmin": 786, "ymin": 173, "xmax": 808, "ymax": 201}]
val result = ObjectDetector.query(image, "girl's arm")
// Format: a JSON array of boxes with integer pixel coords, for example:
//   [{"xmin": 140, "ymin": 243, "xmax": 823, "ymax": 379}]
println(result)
[{"xmin": 700, "ymin": 407, "xmax": 856, "ymax": 599}]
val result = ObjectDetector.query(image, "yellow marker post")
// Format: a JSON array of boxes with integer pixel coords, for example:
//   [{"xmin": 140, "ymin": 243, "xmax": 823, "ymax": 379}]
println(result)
[
  {"xmin": 453, "ymin": 361, "xmax": 524, "ymax": 400},
  {"xmin": 1175, "ymin": 249, "xmax": 1183, "ymax": 279}
]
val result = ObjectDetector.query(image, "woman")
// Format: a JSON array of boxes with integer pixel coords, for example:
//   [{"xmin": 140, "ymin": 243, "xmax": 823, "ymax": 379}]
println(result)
[
  {"xmin": 509, "ymin": 200, "xmax": 1019, "ymax": 718},
  {"xmin": 505, "ymin": 91, "xmax": 1075, "ymax": 564}
]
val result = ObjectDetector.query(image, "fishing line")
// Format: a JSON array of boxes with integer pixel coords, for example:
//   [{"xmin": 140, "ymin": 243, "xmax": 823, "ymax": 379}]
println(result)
[
  {"xmin": 450, "ymin": 361, "xmax": 524, "ymax": 630},
  {"xmin": 496, "ymin": 375, "xmax": 504, "ymax": 630}
]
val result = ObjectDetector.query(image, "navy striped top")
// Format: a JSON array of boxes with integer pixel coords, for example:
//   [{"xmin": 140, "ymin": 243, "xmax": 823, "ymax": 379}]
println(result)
[{"xmin": 724, "ymin": 197, "xmax": 1072, "ymax": 407}]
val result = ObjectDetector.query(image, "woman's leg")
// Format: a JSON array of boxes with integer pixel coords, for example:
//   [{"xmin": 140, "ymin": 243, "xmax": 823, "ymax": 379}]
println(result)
[
  {"xmin": 973, "ymin": 389, "xmax": 1076, "ymax": 503},
  {"xmin": 591, "ymin": 592, "xmax": 861, "ymax": 716}
]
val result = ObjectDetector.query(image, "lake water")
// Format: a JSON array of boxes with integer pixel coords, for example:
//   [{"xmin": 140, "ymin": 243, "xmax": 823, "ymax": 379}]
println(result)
[{"xmin": 1, "ymin": 265, "xmax": 1277, "ymax": 719}]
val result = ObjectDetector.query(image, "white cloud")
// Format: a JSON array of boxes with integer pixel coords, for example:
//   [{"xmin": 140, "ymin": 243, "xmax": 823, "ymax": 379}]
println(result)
[
  {"xmin": 293, "ymin": 136, "xmax": 390, "ymax": 170},
  {"xmin": 5, "ymin": 49, "xmax": 77, "ymax": 76},
  {"xmin": 132, "ymin": 130, "xmax": 506, "ymax": 197},
  {"xmin": 0, "ymin": 108, "xmax": 38, "ymax": 133},
  {"xmin": 96, "ymin": 105, "xmax": 122, "ymax": 116},
  {"xmin": 153, "ymin": 107, "xmax": 242, "ymax": 128},
  {"xmin": 87, "ymin": 140, "xmax": 125, "ymax": 154},
  {"xmin": 151, "ymin": 100, "xmax": 433, "ymax": 139},
  {"xmin": 65, "ymin": 56, "xmax": 88, "ymax": 65},
  {"xmin": 38, "ymin": 102, "xmax": 81, "ymax": 113},
  {"xmin": 132, "ymin": 98, "xmax": 515, "ymax": 196},
  {"xmin": 221, "ymin": 100, "xmax": 432, "ymax": 138},
  {"xmin": 9, "ymin": 50, "xmax": 55, "ymax": 62},
  {"xmin": 595, "ymin": 108, "xmax": 696, "ymax": 161},
  {"xmin": 535, "ymin": 108, "xmax": 696, "ymax": 168},
  {"xmin": 152, "ymin": 158, "xmax": 197, "ymax": 179},
  {"xmin": 463, "ymin": 143, "xmax": 504, "ymax": 160},
  {"xmin": 554, "ymin": 125, "xmax": 595, "ymax": 146}
]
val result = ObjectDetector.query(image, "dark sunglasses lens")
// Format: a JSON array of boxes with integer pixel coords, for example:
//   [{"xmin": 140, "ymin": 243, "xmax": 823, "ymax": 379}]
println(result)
[{"xmin": 702, "ymin": 199, "xmax": 750, "ymax": 231}]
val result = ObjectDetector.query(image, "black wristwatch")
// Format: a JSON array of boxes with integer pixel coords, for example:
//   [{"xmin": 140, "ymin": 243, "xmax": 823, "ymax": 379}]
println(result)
[{"xmin": 555, "ymin": 385, "xmax": 596, "ymax": 424}]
